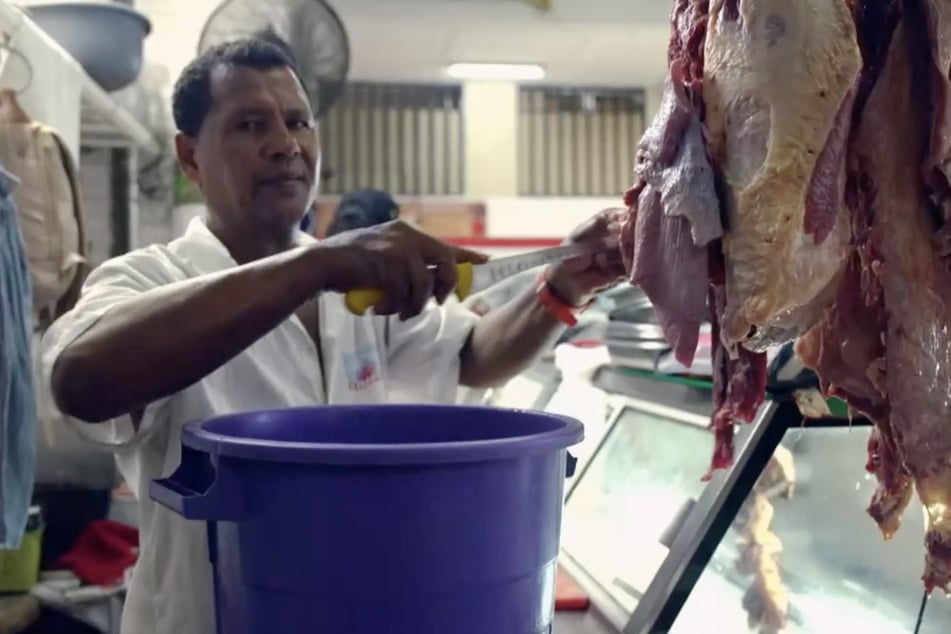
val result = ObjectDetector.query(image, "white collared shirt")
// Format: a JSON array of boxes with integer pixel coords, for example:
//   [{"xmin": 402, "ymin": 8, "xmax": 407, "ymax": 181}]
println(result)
[{"xmin": 39, "ymin": 217, "xmax": 479, "ymax": 634}]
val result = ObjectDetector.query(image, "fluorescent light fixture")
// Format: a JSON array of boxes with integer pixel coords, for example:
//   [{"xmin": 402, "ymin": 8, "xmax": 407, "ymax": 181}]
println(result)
[{"xmin": 447, "ymin": 63, "xmax": 546, "ymax": 81}]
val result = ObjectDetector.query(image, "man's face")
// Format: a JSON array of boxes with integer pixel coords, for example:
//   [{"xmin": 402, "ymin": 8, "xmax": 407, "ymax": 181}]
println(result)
[{"xmin": 176, "ymin": 64, "xmax": 320, "ymax": 236}]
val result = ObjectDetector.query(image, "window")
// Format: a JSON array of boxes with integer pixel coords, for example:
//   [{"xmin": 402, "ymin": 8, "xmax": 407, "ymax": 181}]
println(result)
[
  {"xmin": 519, "ymin": 86, "xmax": 646, "ymax": 196},
  {"xmin": 320, "ymin": 82, "xmax": 464, "ymax": 196}
]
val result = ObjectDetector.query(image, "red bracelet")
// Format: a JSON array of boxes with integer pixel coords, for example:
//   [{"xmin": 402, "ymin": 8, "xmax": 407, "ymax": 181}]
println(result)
[{"xmin": 535, "ymin": 273, "xmax": 592, "ymax": 327}]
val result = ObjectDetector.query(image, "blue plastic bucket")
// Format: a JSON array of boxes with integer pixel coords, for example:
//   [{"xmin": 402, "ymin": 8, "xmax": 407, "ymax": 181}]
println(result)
[{"xmin": 150, "ymin": 405, "xmax": 583, "ymax": 634}]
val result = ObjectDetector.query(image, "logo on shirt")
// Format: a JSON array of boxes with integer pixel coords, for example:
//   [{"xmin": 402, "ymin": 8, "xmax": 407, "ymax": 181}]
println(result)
[{"xmin": 342, "ymin": 346, "xmax": 382, "ymax": 391}]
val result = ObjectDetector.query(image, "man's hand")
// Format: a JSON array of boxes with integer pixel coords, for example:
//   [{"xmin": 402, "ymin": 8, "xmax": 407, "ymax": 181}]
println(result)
[
  {"xmin": 544, "ymin": 208, "xmax": 627, "ymax": 306},
  {"xmin": 318, "ymin": 220, "xmax": 488, "ymax": 319},
  {"xmin": 458, "ymin": 208, "xmax": 628, "ymax": 388}
]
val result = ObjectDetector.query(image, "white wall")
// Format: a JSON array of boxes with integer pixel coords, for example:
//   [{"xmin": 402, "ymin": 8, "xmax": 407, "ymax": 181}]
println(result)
[
  {"xmin": 485, "ymin": 196, "xmax": 623, "ymax": 238},
  {"xmin": 462, "ymin": 81, "xmax": 519, "ymax": 197},
  {"xmin": 462, "ymin": 77, "xmax": 661, "ymax": 202}
]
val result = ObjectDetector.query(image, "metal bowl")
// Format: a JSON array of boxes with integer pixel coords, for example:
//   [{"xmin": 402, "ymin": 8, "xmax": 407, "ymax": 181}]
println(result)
[{"xmin": 28, "ymin": 2, "xmax": 151, "ymax": 92}]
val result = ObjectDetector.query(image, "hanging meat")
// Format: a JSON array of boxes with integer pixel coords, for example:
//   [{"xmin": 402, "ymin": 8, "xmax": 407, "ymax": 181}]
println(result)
[{"xmin": 622, "ymin": 0, "xmax": 951, "ymax": 591}]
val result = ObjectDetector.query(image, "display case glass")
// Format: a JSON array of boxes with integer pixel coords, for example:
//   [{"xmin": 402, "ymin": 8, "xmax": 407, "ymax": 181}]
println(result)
[
  {"xmin": 487, "ymin": 361, "xmax": 561, "ymax": 410},
  {"xmin": 560, "ymin": 398, "xmax": 719, "ymax": 623},
  {"xmin": 491, "ymin": 373, "xmax": 548, "ymax": 409},
  {"xmin": 671, "ymin": 426, "xmax": 951, "ymax": 633},
  {"xmin": 544, "ymin": 380, "xmax": 615, "ymax": 491},
  {"xmin": 625, "ymin": 400, "xmax": 951, "ymax": 634}
]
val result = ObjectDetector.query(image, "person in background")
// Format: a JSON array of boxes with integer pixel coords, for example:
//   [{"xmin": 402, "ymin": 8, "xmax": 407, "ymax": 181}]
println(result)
[
  {"xmin": 299, "ymin": 188, "xmax": 396, "ymax": 236},
  {"xmin": 299, "ymin": 200, "xmax": 317, "ymax": 233},
  {"xmin": 324, "ymin": 188, "xmax": 400, "ymax": 236},
  {"xmin": 40, "ymin": 37, "xmax": 625, "ymax": 634}
]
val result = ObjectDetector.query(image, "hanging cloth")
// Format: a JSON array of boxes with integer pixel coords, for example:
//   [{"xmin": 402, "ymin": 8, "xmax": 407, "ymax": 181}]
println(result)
[
  {"xmin": 0, "ymin": 91, "xmax": 87, "ymax": 330},
  {"xmin": 0, "ymin": 163, "xmax": 37, "ymax": 549}
]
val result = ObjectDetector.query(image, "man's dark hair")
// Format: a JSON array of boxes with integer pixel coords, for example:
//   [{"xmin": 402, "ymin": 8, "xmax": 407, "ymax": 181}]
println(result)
[
  {"xmin": 253, "ymin": 28, "xmax": 300, "ymax": 68},
  {"xmin": 172, "ymin": 33, "xmax": 305, "ymax": 137}
]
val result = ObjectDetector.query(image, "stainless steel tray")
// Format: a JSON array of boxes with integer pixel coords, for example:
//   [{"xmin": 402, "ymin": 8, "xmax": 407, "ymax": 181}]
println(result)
[
  {"xmin": 606, "ymin": 320, "xmax": 667, "ymax": 342},
  {"xmin": 605, "ymin": 338, "xmax": 670, "ymax": 372}
]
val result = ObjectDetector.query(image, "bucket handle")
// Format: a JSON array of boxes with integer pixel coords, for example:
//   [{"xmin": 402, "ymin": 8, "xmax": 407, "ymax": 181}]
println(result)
[
  {"xmin": 565, "ymin": 452, "xmax": 577, "ymax": 479},
  {"xmin": 149, "ymin": 445, "xmax": 245, "ymax": 522}
]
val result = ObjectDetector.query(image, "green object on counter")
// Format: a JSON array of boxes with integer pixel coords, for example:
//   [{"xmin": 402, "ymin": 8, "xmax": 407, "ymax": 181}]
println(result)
[
  {"xmin": 616, "ymin": 367, "xmax": 715, "ymax": 391},
  {"xmin": 0, "ymin": 507, "xmax": 44, "ymax": 593},
  {"xmin": 826, "ymin": 397, "xmax": 850, "ymax": 419}
]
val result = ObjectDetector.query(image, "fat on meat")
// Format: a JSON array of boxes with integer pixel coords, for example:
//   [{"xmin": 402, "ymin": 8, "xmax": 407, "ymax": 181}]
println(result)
[
  {"xmin": 703, "ymin": 0, "xmax": 862, "ymax": 348},
  {"xmin": 623, "ymin": 0, "xmax": 951, "ymax": 594},
  {"xmin": 621, "ymin": 0, "xmax": 768, "ymax": 477},
  {"xmin": 796, "ymin": 0, "xmax": 907, "ymax": 538},
  {"xmin": 923, "ymin": 0, "xmax": 951, "ymax": 231},
  {"xmin": 851, "ymin": 9, "xmax": 951, "ymax": 592},
  {"xmin": 622, "ymin": 66, "xmax": 721, "ymax": 367},
  {"xmin": 797, "ymin": 0, "xmax": 951, "ymax": 591}
]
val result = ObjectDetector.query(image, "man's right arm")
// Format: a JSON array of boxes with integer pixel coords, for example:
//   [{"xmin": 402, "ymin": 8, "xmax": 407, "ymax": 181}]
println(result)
[
  {"xmin": 50, "ymin": 244, "xmax": 332, "ymax": 423},
  {"xmin": 50, "ymin": 219, "xmax": 486, "ymax": 424}
]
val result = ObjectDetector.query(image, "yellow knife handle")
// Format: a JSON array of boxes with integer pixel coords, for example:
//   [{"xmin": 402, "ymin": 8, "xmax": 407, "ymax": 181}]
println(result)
[
  {"xmin": 344, "ymin": 289, "xmax": 385, "ymax": 316},
  {"xmin": 344, "ymin": 262, "xmax": 475, "ymax": 315},
  {"xmin": 455, "ymin": 262, "xmax": 475, "ymax": 300}
]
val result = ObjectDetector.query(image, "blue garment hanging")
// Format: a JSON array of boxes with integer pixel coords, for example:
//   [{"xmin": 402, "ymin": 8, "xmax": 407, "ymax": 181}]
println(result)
[{"xmin": 0, "ymin": 165, "xmax": 36, "ymax": 549}]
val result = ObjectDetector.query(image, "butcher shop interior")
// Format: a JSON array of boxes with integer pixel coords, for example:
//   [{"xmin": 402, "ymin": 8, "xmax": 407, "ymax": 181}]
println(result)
[{"xmin": 1, "ymin": 0, "xmax": 950, "ymax": 632}]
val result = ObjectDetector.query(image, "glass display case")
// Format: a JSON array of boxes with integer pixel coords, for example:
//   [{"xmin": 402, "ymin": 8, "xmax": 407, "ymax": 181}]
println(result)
[
  {"xmin": 557, "ymin": 365, "xmax": 951, "ymax": 633},
  {"xmin": 557, "ymin": 365, "xmax": 752, "ymax": 631},
  {"xmin": 543, "ymin": 379, "xmax": 616, "ymax": 493},
  {"xmin": 485, "ymin": 359, "xmax": 561, "ymax": 411},
  {"xmin": 623, "ymin": 399, "xmax": 951, "ymax": 634}
]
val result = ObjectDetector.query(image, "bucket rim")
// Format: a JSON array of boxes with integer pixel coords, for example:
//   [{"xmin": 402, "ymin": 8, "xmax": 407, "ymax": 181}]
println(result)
[{"xmin": 181, "ymin": 404, "xmax": 584, "ymax": 466}]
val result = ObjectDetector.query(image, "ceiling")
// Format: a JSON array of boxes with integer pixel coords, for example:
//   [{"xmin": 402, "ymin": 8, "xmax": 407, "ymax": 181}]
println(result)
[{"xmin": 134, "ymin": 0, "xmax": 672, "ymax": 92}]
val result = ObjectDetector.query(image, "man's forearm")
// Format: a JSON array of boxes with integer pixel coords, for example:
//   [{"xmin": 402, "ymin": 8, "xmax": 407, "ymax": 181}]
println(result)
[
  {"xmin": 52, "ymin": 245, "xmax": 331, "ymax": 423},
  {"xmin": 458, "ymin": 287, "xmax": 566, "ymax": 388}
]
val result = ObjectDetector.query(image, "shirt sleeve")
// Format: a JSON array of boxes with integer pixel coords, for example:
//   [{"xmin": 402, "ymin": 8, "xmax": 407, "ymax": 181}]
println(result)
[
  {"xmin": 39, "ymin": 247, "xmax": 179, "ymax": 448},
  {"xmin": 383, "ymin": 298, "xmax": 481, "ymax": 404}
]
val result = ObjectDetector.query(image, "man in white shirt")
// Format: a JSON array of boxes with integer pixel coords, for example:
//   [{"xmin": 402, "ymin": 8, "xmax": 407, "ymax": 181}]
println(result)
[{"xmin": 41, "ymin": 36, "xmax": 625, "ymax": 634}]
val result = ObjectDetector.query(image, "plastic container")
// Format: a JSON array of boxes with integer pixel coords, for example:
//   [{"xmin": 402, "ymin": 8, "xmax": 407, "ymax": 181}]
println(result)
[
  {"xmin": 151, "ymin": 405, "xmax": 583, "ymax": 634},
  {"xmin": 27, "ymin": 2, "xmax": 151, "ymax": 92},
  {"xmin": 0, "ymin": 505, "xmax": 44, "ymax": 592}
]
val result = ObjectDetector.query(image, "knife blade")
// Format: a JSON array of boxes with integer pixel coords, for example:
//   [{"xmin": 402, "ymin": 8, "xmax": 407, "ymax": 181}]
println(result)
[{"xmin": 344, "ymin": 240, "xmax": 616, "ymax": 316}]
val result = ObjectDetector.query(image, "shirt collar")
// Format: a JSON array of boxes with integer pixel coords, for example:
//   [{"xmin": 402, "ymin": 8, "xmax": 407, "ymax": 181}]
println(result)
[{"xmin": 178, "ymin": 216, "xmax": 318, "ymax": 275}]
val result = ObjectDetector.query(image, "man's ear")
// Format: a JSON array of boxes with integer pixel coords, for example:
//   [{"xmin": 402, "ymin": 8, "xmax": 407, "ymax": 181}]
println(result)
[{"xmin": 174, "ymin": 132, "xmax": 200, "ymax": 184}]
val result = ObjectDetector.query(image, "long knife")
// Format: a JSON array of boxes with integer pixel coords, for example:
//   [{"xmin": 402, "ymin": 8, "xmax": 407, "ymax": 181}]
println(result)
[{"xmin": 344, "ymin": 240, "xmax": 615, "ymax": 316}]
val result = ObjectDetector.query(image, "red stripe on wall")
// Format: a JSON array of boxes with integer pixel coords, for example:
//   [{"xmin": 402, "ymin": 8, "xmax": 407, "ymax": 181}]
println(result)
[{"xmin": 444, "ymin": 237, "xmax": 562, "ymax": 248}]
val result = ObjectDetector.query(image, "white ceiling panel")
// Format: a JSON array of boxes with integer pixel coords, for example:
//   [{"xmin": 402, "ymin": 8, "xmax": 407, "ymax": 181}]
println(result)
[
  {"xmin": 445, "ymin": 28, "xmax": 590, "ymax": 65},
  {"xmin": 127, "ymin": 0, "xmax": 671, "ymax": 92}
]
